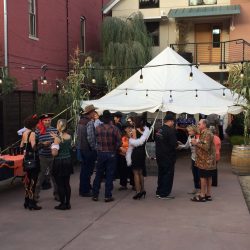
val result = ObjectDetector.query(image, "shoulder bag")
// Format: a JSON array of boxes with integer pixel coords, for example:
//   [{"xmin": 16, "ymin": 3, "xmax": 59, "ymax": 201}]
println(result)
[{"xmin": 23, "ymin": 132, "xmax": 37, "ymax": 171}]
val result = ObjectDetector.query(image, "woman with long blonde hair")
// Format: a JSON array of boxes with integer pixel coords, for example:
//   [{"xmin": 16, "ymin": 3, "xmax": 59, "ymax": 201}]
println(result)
[{"xmin": 51, "ymin": 119, "xmax": 73, "ymax": 210}]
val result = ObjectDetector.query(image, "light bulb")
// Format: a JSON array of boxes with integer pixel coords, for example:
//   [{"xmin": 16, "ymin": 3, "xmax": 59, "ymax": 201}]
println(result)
[
  {"xmin": 139, "ymin": 74, "xmax": 143, "ymax": 83},
  {"xmin": 43, "ymin": 76, "xmax": 47, "ymax": 84},
  {"xmin": 240, "ymin": 70, "xmax": 244, "ymax": 79},
  {"xmin": 92, "ymin": 78, "xmax": 96, "ymax": 84},
  {"xmin": 189, "ymin": 72, "xmax": 193, "ymax": 81}
]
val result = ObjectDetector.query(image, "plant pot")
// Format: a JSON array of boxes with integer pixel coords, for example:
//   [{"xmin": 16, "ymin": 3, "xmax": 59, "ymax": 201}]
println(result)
[{"xmin": 231, "ymin": 145, "xmax": 250, "ymax": 175}]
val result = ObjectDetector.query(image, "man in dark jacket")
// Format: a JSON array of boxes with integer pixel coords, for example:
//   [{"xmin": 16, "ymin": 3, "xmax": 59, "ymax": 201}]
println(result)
[
  {"xmin": 77, "ymin": 104, "xmax": 97, "ymax": 197},
  {"xmin": 155, "ymin": 113, "xmax": 177, "ymax": 199}
]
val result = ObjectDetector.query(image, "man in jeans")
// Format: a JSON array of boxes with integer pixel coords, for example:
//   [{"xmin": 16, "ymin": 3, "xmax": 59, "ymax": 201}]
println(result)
[
  {"xmin": 35, "ymin": 113, "xmax": 58, "ymax": 201},
  {"xmin": 77, "ymin": 104, "xmax": 97, "ymax": 197},
  {"xmin": 92, "ymin": 110, "xmax": 121, "ymax": 202}
]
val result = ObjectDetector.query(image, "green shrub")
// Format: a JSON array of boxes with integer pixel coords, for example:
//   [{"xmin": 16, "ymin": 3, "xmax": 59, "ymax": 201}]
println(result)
[
  {"xmin": 230, "ymin": 135, "xmax": 250, "ymax": 145},
  {"xmin": 225, "ymin": 113, "xmax": 244, "ymax": 136}
]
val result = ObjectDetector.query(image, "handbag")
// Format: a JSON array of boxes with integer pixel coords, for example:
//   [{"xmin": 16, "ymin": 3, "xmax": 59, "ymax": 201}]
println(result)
[{"xmin": 23, "ymin": 132, "xmax": 37, "ymax": 171}]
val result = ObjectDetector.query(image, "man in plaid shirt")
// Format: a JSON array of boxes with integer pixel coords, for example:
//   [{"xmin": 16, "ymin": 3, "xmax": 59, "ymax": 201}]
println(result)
[{"xmin": 92, "ymin": 110, "xmax": 121, "ymax": 202}]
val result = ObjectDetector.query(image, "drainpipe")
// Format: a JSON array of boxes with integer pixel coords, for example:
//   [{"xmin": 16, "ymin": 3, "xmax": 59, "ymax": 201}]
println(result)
[
  {"xmin": 66, "ymin": 0, "xmax": 69, "ymax": 72},
  {"xmin": 3, "ymin": 0, "xmax": 8, "ymax": 71}
]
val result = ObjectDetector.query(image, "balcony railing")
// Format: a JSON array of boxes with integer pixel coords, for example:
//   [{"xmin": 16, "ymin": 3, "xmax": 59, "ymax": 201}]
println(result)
[{"xmin": 170, "ymin": 39, "xmax": 250, "ymax": 68}]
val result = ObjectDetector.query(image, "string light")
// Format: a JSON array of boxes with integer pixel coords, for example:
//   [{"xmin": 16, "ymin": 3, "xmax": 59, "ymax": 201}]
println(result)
[
  {"xmin": 169, "ymin": 90, "xmax": 173, "ymax": 103},
  {"xmin": 91, "ymin": 78, "xmax": 96, "ymax": 84},
  {"xmin": 41, "ymin": 64, "xmax": 48, "ymax": 84},
  {"xmin": 195, "ymin": 89, "xmax": 198, "ymax": 99},
  {"xmin": 125, "ymin": 88, "xmax": 128, "ymax": 95},
  {"xmin": 42, "ymin": 76, "xmax": 47, "ymax": 84},
  {"xmin": 146, "ymin": 89, "xmax": 148, "ymax": 97},
  {"xmin": 223, "ymin": 88, "xmax": 226, "ymax": 97},
  {"xmin": 189, "ymin": 65, "xmax": 193, "ymax": 81},
  {"xmin": 139, "ymin": 67, "xmax": 143, "ymax": 83},
  {"xmin": 0, "ymin": 76, "xmax": 2, "ymax": 84},
  {"xmin": 240, "ymin": 61, "xmax": 244, "ymax": 78}
]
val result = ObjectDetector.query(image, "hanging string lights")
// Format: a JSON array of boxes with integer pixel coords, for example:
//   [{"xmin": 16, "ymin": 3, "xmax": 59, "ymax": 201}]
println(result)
[
  {"xmin": 195, "ymin": 89, "xmax": 198, "ymax": 99},
  {"xmin": 139, "ymin": 67, "xmax": 143, "ymax": 83},
  {"xmin": 240, "ymin": 61, "xmax": 244, "ymax": 79},
  {"xmin": 169, "ymin": 90, "xmax": 173, "ymax": 103},
  {"xmin": 41, "ymin": 64, "xmax": 48, "ymax": 84},
  {"xmin": 189, "ymin": 65, "xmax": 193, "ymax": 81}
]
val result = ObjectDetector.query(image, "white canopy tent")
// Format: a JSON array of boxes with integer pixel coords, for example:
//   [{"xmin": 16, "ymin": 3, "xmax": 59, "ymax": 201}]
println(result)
[{"xmin": 82, "ymin": 47, "xmax": 244, "ymax": 115}]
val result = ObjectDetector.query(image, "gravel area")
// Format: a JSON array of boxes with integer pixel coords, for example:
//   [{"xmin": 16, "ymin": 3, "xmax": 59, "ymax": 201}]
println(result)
[{"xmin": 239, "ymin": 176, "xmax": 250, "ymax": 213}]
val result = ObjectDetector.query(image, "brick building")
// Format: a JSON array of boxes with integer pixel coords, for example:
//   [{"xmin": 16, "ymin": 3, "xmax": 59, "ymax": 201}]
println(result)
[{"xmin": 0, "ymin": 0, "xmax": 108, "ymax": 92}]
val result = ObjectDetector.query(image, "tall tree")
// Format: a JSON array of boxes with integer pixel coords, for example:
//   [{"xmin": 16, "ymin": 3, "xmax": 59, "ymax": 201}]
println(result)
[{"xmin": 101, "ymin": 12, "xmax": 153, "ymax": 91}]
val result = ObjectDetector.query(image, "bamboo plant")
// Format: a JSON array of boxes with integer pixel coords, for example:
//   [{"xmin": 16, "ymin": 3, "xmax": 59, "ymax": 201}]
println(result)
[{"xmin": 228, "ymin": 62, "xmax": 250, "ymax": 145}]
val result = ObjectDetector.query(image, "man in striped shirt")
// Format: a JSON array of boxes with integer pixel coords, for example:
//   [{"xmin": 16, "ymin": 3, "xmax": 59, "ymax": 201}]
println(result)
[{"xmin": 35, "ymin": 113, "xmax": 58, "ymax": 201}]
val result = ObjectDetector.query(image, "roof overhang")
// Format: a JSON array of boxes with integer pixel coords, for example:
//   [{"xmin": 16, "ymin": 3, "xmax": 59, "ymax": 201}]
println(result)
[
  {"xmin": 168, "ymin": 5, "xmax": 240, "ymax": 19},
  {"xmin": 103, "ymin": 0, "xmax": 121, "ymax": 15},
  {"xmin": 144, "ymin": 16, "xmax": 167, "ymax": 22}
]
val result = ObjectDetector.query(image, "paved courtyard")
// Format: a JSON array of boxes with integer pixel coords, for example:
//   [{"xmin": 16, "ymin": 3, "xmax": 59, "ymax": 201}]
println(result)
[{"xmin": 0, "ymin": 142, "xmax": 250, "ymax": 250}]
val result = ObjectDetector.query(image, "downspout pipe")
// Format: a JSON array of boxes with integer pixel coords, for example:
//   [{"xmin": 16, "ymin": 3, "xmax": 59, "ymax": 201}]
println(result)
[
  {"xmin": 66, "ymin": 0, "xmax": 69, "ymax": 73},
  {"xmin": 3, "ymin": 0, "xmax": 8, "ymax": 71}
]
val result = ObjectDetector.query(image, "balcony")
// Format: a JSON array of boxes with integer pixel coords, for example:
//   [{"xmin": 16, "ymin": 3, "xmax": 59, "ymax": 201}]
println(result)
[{"xmin": 170, "ymin": 39, "xmax": 250, "ymax": 70}]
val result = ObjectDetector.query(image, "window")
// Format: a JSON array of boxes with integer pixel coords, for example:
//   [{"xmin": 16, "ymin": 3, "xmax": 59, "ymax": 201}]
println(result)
[
  {"xmin": 189, "ymin": 0, "xmax": 217, "ymax": 6},
  {"xmin": 139, "ymin": 0, "xmax": 159, "ymax": 9},
  {"xmin": 29, "ymin": 0, "xmax": 37, "ymax": 37},
  {"xmin": 145, "ymin": 22, "xmax": 159, "ymax": 46},
  {"xmin": 212, "ymin": 27, "xmax": 221, "ymax": 48},
  {"xmin": 80, "ymin": 17, "xmax": 86, "ymax": 53}
]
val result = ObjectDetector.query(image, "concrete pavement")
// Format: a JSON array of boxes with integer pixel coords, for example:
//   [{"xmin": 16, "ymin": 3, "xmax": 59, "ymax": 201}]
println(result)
[{"xmin": 0, "ymin": 142, "xmax": 250, "ymax": 250}]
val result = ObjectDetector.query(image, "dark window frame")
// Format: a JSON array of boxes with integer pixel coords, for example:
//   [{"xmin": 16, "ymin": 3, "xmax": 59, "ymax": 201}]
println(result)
[
  {"xmin": 139, "ymin": 0, "xmax": 159, "ymax": 9},
  {"xmin": 189, "ymin": 0, "xmax": 217, "ymax": 6},
  {"xmin": 212, "ymin": 26, "xmax": 221, "ymax": 48},
  {"xmin": 28, "ymin": 0, "xmax": 37, "ymax": 37},
  {"xmin": 145, "ymin": 21, "xmax": 160, "ymax": 47}
]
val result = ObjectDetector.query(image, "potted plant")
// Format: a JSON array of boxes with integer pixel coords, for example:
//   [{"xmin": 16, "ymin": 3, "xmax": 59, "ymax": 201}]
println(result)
[
  {"xmin": 228, "ymin": 62, "xmax": 250, "ymax": 175},
  {"xmin": 175, "ymin": 21, "xmax": 193, "ymax": 63}
]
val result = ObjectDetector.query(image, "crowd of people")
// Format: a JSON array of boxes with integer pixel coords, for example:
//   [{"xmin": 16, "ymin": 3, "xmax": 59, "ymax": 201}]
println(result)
[{"xmin": 19, "ymin": 104, "xmax": 221, "ymax": 210}]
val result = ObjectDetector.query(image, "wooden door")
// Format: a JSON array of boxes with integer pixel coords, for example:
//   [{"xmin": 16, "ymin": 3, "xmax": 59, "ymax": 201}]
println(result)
[{"xmin": 195, "ymin": 23, "xmax": 221, "ymax": 64}]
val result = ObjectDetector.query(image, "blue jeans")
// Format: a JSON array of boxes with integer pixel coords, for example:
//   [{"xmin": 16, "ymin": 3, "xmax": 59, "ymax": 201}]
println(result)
[
  {"xmin": 93, "ymin": 152, "xmax": 117, "ymax": 198},
  {"xmin": 79, "ymin": 150, "xmax": 96, "ymax": 194}
]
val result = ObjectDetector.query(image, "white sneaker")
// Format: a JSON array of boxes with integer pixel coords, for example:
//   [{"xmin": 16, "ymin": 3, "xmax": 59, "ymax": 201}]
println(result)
[{"xmin": 158, "ymin": 195, "xmax": 175, "ymax": 200}]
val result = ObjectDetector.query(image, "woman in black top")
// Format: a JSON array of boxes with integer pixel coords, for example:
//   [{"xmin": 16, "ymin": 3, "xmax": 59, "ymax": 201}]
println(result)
[{"xmin": 20, "ymin": 115, "xmax": 41, "ymax": 210}]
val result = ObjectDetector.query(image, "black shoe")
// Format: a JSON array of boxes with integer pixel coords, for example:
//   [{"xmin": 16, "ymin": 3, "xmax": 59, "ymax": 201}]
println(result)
[
  {"xmin": 133, "ymin": 193, "xmax": 142, "ymax": 200},
  {"xmin": 54, "ymin": 203, "xmax": 67, "ymax": 210},
  {"xmin": 28, "ymin": 200, "xmax": 42, "ymax": 210},
  {"xmin": 65, "ymin": 203, "xmax": 71, "ymax": 210},
  {"xmin": 92, "ymin": 196, "xmax": 98, "ymax": 201},
  {"xmin": 140, "ymin": 191, "xmax": 146, "ymax": 199},
  {"xmin": 104, "ymin": 197, "xmax": 114, "ymax": 202},
  {"xmin": 24, "ymin": 197, "xmax": 29, "ymax": 209},
  {"xmin": 79, "ymin": 192, "xmax": 92, "ymax": 197}
]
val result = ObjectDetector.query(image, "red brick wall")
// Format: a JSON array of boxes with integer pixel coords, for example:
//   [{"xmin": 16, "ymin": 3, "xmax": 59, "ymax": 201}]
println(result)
[
  {"xmin": 3, "ymin": 0, "xmax": 107, "ymax": 92},
  {"xmin": 230, "ymin": 0, "xmax": 250, "ymax": 43}
]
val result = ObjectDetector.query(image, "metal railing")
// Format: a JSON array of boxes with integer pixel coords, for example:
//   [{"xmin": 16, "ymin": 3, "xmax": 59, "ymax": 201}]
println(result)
[{"xmin": 170, "ymin": 39, "xmax": 250, "ymax": 67}]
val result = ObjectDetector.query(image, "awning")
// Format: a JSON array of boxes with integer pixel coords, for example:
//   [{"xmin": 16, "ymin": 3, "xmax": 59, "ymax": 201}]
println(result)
[{"xmin": 168, "ymin": 5, "xmax": 240, "ymax": 18}]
